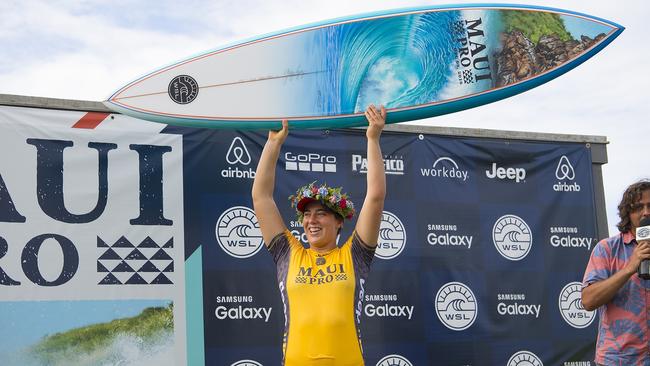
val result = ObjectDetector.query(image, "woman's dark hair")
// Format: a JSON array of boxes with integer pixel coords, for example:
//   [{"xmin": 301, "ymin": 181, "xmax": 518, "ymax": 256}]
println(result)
[{"xmin": 617, "ymin": 179, "xmax": 650, "ymax": 233}]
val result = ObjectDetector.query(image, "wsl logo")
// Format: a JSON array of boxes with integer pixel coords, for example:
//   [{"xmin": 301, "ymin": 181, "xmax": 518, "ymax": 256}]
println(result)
[
  {"xmin": 375, "ymin": 211, "xmax": 406, "ymax": 260},
  {"xmin": 507, "ymin": 350, "xmax": 543, "ymax": 366},
  {"xmin": 559, "ymin": 282, "xmax": 595, "ymax": 329},
  {"xmin": 435, "ymin": 282, "xmax": 478, "ymax": 331},
  {"xmin": 215, "ymin": 206, "xmax": 264, "ymax": 258},
  {"xmin": 420, "ymin": 157, "xmax": 468, "ymax": 181},
  {"xmin": 554, "ymin": 155, "xmax": 581, "ymax": 192},
  {"xmin": 230, "ymin": 361, "xmax": 263, "ymax": 366},
  {"xmin": 222, "ymin": 137, "xmax": 255, "ymax": 179},
  {"xmin": 376, "ymin": 354, "xmax": 413, "ymax": 366},
  {"xmin": 493, "ymin": 215, "xmax": 532, "ymax": 261}
]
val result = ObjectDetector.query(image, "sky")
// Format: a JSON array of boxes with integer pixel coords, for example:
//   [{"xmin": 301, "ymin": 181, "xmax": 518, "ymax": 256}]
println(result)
[{"xmin": 0, "ymin": 0, "xmax": 647, "ymax": 236}]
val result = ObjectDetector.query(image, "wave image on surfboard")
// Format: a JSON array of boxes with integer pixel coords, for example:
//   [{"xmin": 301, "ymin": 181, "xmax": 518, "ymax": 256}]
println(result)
[{"xmin": 105, "ymin": 5, "xmax": 623, "ymax": 129}]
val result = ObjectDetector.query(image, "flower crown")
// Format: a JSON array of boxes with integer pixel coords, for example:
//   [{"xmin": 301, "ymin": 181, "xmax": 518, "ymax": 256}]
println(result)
[{"xmin": 289, "ymin": 181, "xmax": 355, "ymax": 222}]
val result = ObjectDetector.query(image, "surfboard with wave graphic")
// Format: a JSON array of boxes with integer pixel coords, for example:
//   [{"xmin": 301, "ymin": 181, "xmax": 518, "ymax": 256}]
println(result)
[{"xmin": 104, "ymin": 4, "xmax": 623, "ymax": 129}]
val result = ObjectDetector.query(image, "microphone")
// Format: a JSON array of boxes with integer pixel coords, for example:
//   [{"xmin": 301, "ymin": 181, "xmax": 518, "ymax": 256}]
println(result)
[{"xmin": 636, "ymin": 217, "xmax": 650, "ymax": 280}]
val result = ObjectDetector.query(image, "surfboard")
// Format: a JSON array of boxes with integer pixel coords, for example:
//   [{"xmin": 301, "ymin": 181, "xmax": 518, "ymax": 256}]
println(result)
[{"xmin": 104, "ymin": 4, "xmax": 623, "ymax": 130}]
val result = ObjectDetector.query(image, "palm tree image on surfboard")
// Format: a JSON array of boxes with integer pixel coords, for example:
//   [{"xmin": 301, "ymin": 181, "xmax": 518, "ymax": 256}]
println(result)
[{"xmin": 104, "ymin": 4, "xmax": 623, "ymax": 130}]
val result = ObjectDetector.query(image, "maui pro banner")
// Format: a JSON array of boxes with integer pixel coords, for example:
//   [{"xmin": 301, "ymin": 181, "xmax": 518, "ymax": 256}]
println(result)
[
  {"xmin": 0, "ymin": 105, "xmax": 598, "ymax": 366},
  {"xmin": 0, "ymin": 106, "xmax": 186, "ymax": 365}
]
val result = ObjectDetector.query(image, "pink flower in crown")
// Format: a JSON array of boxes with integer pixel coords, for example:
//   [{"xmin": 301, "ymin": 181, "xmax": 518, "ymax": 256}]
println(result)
[
  {"xmin": 339, "ymin": 198, "xmax": 347, "ymax": 209},
  {"xmin": 311, "ymin": 186, "xmax": 319, "ymax": 195},
  {"xmin": 329, "ymin": 194, "xmax": 338, "ymax": 204}
]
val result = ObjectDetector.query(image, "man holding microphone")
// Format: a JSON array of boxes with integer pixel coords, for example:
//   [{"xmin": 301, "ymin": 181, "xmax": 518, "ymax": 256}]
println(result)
[{"xmin": 582, "ymin": 180, "xmax": 650, "ymax": 366}]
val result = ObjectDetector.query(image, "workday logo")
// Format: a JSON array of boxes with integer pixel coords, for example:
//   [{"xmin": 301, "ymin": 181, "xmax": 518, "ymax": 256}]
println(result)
[
  {"xmin": 376, "ymin": 354, "xmax": 413, "ymax": 366},
  {"xmin": 554, "ymin": 155, "xmax": 580, "ymax": 192},
  {"xmin": 558, "ymin": 282, "xmax": 595, "ymax": 329},
  {"xmin": 285, "ymin": 151, "xmax": 336, "ymax": 173},
  {"xmin": 222, "ymin": 137, "xmax": 255, "ymax": 179},
  {"xmin": 215, "ymin": 206, "xmax": 264, "ymax": 258},
  {"xmin": 375, "ymin": 211, "xmax": 406, "ymax": 260},
  {"xmin": 493, "ymin": 215, "xmax": 532, "ymax": 261},
  {"xmin": 435, "ymin": 281, "xmax": 478, "ymax": 331},
  {"xmin": 420, "ymin": 156, "xmax": 469, "ymax": 181},
  {"xmin": 507, "ymin": 350, "xmax": 543, "ymax": 366}
]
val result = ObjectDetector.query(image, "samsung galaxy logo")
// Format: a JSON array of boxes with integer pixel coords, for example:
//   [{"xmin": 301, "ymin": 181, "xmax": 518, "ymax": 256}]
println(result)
[
  {"xmin": 427, "ymin": 223, "xmax": 473, "ymax": 249},
  {"xmin": 550, "ymin": 235, "xmax": 593, "ymax": 250},
  {"xmin": 215, "ymin": 305, "xmax": 272, "ymax": 322},
  {"xmin": 420, "ymin": 157, "xmax": 468, "ymax": 181},
  {"xmin": 497, "ymin": 302, "xmax": 541, "ymax": 318},
  {"xmin": 365, "ymin": 304, "xmax": 414, "ymax": 320},
  {"xmin": 485, "ymin": 163, "xmax": 526, "ymax": 183},
  {"xmin": 352, "ymin": 154, "xmax": 404, "ymax": 175},
  {"xmin": 364, "ymin": 292, "xmax": 413, "ymax": 320},
  {"xmin": 285, "ymin": 152, "xmax": 336, "ymax": 173}
]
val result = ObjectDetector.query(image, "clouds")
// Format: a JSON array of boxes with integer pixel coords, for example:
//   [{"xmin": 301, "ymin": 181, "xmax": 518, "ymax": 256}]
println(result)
[{"xmin": 1, "ymin": 0, "xmax": 647, "ymax": 235}]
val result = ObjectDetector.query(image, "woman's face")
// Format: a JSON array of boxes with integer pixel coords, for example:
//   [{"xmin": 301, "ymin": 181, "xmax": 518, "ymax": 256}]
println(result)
[{"xmin": 301, "ymin": 201, "xmax": 342, "ymax": 249}]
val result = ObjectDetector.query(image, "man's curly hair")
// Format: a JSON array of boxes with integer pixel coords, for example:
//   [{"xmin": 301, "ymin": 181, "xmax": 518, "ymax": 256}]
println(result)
[{"xmin": 617, "ymin": 179, "xmax": 650, "ymax": 233}]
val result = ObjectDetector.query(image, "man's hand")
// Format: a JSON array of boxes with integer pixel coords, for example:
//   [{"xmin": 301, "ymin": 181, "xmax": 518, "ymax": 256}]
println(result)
[{"xmin": 624, "ymin": 240, "xmax": 650, "ymax": 276}]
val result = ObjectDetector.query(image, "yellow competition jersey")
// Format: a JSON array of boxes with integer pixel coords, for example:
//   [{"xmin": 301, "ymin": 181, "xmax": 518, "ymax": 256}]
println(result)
[{"xmin": 268, "ymin": 230, "xmax": 375, "ymax": 366}]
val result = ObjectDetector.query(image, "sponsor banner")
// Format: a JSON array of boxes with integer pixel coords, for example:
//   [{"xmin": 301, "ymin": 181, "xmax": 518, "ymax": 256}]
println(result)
[{"xmin": 0, "ymin": 107, "xmax": 601, "ymax": 365}]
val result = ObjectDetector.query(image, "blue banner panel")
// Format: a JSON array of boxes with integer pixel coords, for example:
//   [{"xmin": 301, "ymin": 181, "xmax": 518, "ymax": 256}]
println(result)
[{"xmin": 174, "ymin": 127, "xmax": 598, "ymax": 365}]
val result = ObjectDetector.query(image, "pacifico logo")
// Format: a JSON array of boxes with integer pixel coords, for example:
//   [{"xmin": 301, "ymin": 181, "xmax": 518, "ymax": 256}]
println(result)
[
  {"xmin": 375, "ymin": 211, "xmax": 406, "ymax": 260},
  {"xmin": 507, "ymin": 350, "xmax": 543, "ymax": 366},
  {"xmin": 493, "ymin": 215, "xmax": 532, "ymax": 261},
  {"xmin": 559, "ymin": 282, "xmax": 595, "ymax": 329},
  {"xmin": 222, "ymin": 137, "xmax": 255, "ymax": 179},
  {"xmin": 215, "ymin": 206, "xmax": 264, "ymax": 258},
  {"xmin": 230, "ymin": 361, "xmax": 263, "ymax": 366},
  {"xmin": 554, "ymin": 155, "xmax": 580, "ymax": 192},
  {"xmin": 352, "ymin": 154, "xmax": 404, "ymax": 175},
  {"xmin": 435, "ymin": 282, "xmax": 478, "ymax": 331},
  {"xmin": 285, "ymin": 151, "xmax": 336, "ymax": 173},
  {"xmin": 376, "ymin": 354, "xmax": 413, "ymax": 366},
  {"xmin": 420, "ymin": 157, "xmax": 468, "ymax": 181}
]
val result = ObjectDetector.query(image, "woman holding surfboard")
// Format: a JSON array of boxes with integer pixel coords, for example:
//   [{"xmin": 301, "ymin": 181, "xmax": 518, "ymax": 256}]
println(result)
[{"xmin": 252, "ymin": 105, "xmax": 386, "ymax": 365}]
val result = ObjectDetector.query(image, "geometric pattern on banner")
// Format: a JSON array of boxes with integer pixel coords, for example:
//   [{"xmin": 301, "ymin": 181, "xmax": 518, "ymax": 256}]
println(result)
[{"xmin": 97, "ymin": 236, "xmax": 174, "ymax": 285}]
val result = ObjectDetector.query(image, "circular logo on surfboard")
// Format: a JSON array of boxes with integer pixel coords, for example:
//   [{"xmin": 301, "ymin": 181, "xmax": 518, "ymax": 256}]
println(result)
[{"xmin": 168, "ymin": 75, "xmax": 199, "ymax": 104}]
